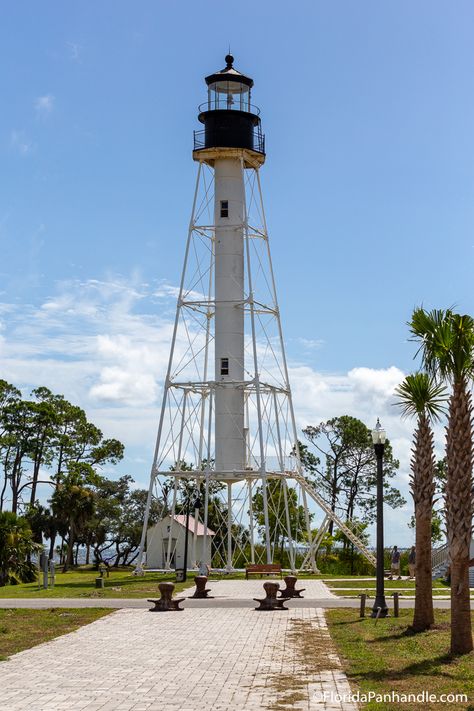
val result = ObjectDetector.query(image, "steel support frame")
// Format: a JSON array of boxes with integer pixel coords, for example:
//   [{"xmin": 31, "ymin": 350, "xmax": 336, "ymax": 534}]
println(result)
[{"xmin": 135, "ymin": 158, "xmax": 376, "ymax": 575}]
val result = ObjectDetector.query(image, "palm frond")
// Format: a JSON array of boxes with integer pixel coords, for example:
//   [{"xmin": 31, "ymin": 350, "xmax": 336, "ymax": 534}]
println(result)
[
  {"xmin": 408, "ymin": 307, "xmax": 474, "ymax": 383},
  {"xmin": 394, "ymin": 372, "xmax": 448, "ymax": 422}
]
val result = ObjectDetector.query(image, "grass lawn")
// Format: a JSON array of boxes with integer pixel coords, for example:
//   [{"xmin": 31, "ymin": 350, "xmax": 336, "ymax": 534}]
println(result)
[
  {"xmin": 0, "ymin": 567, "xmax": 205, "ymax": 598},
  {"xmin": 0, "ymin": 568, "xmax": 372, "ymax": 598},
  {"xmin": 325, "ymin": 578, "xmax": 458, "ymax": 598},
  {"xmin": 329, "ymin": 589, "xmax": 463, "ymax": 598},
  {"xmin": 0, "ymin": 608, "xmax": 112, "ymax": 660},
  {"xmin": 2, "ymin": 569, "xmax": 457, "ymax": 599},
  {"xmin": 326, "ymin": 579, "xmax": 447, "ymax": 589},
  {"xmin": 326, "ymin": 608, "xmax": 474, "ymax": 710}
]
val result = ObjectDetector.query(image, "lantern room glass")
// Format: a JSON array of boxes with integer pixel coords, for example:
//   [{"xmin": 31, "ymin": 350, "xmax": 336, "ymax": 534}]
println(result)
[{"xmin": 207, "ymin": 80, "xmax": 251, "ymax": 112}]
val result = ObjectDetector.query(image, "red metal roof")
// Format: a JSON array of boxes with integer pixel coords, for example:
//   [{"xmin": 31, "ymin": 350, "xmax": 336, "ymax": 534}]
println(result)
[{"xmin": 172, "ymin": 514, "xmax": 215, "ymax": 536}]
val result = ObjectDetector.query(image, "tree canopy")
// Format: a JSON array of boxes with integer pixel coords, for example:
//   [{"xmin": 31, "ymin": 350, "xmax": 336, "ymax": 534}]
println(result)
[{"xmin": 301, "ymin": 415, "xmax": 405, "ymax": 533}]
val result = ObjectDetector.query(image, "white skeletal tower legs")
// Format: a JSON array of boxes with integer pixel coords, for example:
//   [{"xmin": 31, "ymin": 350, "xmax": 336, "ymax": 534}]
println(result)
[
  {"xmin": 135, "ymin": 154, "xmax": 303, "ymax": 571},
  {"xmin": 135, "ymin": 56, "xmax": 376, "ymax": 574},
  {"xmin": 135, "ymin": 158, "xmax": 376, "ymax": 572}
]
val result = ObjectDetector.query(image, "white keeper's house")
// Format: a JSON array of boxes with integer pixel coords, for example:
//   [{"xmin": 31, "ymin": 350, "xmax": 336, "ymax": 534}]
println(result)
[{"xmin": 146, "ymin": 514, "xmax": 215, "ymax": 570}]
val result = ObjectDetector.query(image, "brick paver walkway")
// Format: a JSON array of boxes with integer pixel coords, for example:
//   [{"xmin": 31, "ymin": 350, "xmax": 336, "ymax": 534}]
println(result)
[
  {"xmin": 0, "ymin": 605, "xmax": 357, "ymax": 710},
  {"xmin": 192, "ymin": 578, "xmax": 336, "ymax": 599}
]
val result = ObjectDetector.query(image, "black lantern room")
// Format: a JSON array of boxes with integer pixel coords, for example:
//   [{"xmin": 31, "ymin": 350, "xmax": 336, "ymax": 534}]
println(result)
[{"xmin": 193, "ymin": 55, "xmax": 265, "ymax": 155}]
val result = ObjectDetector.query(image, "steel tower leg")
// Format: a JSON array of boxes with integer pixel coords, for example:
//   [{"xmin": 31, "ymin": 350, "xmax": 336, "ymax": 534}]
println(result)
[
  {"xmin": 165, "ymin": 480, "xmax": 178, "ymax": 570},
  {"xmin": 248, "ymin": 479, "xmax": 256, "ymax": 564},
  {"xmin": 242, "ymin": 159, "xmax": 271, "ymax": 564},
  {"xmin": 134, "ymin": 163, "xmax": 202, "ymax": 574},
  {"xmin": 202, "ymin": 472, "xmax": 210, "ymax": 566}
]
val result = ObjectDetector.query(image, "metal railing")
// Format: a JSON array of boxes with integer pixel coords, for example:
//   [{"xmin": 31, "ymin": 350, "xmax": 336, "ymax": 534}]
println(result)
[
  {"xmin": 431, "ymin": 542, "xmax": 449, "ymax": 570},
  {"xmin": 193, "ymin": 130, "xmax": 265, "ymax": 155},
  {"xmin": 198, "ymin": 100, "xmax": 261, "ymax": 116},
  {"xmin": 290, "ymin": 470, "xmax": 377, "ymax": 567}
]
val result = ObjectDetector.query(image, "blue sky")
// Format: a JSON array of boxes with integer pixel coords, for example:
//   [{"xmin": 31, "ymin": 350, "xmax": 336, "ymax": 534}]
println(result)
[{"xmin": 1, "ymin": 2, "xmax": 473, "ymax": 545}]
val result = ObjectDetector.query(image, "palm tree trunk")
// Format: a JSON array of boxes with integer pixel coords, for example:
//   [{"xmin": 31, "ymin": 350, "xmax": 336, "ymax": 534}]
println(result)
[
  {"xmin": 48, "ymin": 531, "xmax": 56, "ymax": 560},
  {"xmin": 446, "ymin": 379, "xmax": 473, "ymax": 655},
  {"xmin": 411, "ymin": 414, "xmax": 435, "ymax": 631},
  {"xmin": 449, "ymin": 557, "xmax": 472, "ymax": 652},
  {"xmin": 413, "ymin": 514, "xmax": 434, "ymax": 630}
]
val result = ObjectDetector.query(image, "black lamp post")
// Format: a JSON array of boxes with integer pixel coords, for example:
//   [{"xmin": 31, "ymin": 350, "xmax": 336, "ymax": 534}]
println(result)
[
  {"xmin": 182, "ymin": 492, "xmax": 203, "ymax": 583},
  {"xmin": 371, "ymin": 418, "xmax": 389, "ymax": 618}
]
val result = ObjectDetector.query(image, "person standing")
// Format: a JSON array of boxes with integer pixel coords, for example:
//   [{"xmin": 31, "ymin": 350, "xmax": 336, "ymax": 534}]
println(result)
[
  {"xmin": 389, "ymin": 545, "xmax": 402, "ymax": 580},
  {"xmin": 408, "ymin": 546, "xmax": 416, "ymax": 579}
]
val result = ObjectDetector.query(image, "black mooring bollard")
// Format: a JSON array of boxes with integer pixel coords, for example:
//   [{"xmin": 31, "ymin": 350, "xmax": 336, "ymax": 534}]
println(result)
[
  {"xmin": 254, "ymin": 581, "xmax": 290, "ymax": 611},
  {"xmin": 189, "ymin": 575, "xmax": 213, "ymax": 599},
  {"xmin": 148, "ymin": 582, "xmax": 185, "ymax": 611}
]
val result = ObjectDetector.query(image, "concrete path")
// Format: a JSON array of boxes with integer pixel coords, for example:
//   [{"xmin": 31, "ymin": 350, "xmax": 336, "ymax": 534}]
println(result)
[
  {"xmin": 0, "ymin": 596, "xmax": 466, "ymax": 610},
  {"xmin": 0, "ymin": 606, "xmax": 357, "ymax": 711}
]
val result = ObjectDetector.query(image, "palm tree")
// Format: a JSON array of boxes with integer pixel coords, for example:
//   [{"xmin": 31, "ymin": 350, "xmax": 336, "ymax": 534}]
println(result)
[
  {"xmin": 394, "ymin": 372, "xmax": 447, "ymax": 631},
  {"xmin": 410, "ymin": 308, "xmax": 474, "ymax": 654},
  {"xmin": 0, "ymin": 511, "xmax": 39, "ymax": 586}
]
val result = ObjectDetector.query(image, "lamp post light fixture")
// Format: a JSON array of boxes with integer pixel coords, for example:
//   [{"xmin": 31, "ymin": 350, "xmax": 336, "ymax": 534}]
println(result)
[
  {"xmin": 371, "ymin": 418, "xmax": 389, "ymax": 618},
  {"xmin": 182, "ymin": 492, "xmax": 203, "ymax": 583}
]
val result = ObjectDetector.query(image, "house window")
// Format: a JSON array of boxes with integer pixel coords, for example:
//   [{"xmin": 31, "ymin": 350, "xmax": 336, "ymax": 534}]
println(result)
[
  {"xmin": 220, "ymin": 357, "xmax": 229, "ymax": 376},
  {"xmin": 220, "ymin": 200, "xmax": 229, "ymax": 218}
]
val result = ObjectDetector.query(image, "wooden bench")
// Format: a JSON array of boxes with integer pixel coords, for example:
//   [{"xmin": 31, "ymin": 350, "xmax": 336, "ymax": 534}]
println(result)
[{"xmin": 245, "ymin": 564, "xmax": 282, "ymax": 580}]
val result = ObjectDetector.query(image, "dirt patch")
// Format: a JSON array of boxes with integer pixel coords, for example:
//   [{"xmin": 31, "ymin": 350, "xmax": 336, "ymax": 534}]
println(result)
[{"xmin": 266, "ymin": 615, "xmax": 342, "ymax": 710}]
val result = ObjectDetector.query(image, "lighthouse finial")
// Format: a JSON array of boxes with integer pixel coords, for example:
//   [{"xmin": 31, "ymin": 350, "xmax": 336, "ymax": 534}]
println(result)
[{"xmin": 225, "ymin": 53, "xmax": 234, "ymax": 68}]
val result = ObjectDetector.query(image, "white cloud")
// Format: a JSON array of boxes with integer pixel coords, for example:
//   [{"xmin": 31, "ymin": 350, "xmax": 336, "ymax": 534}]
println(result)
[
  {"xmin": 349, "ymin": 365, "xmax": 403, "ymax": 399},
  {"xmin": 90, "ymin": 366, "xmax": 158, "ymax": 405},
  {"xmin": 297, "ymin": 337, "xmax": 325, "ymax": 350},
  {"xmin": 89, "ymin": 333, "xmax": 164, "ymax": 405},
  {"xmin": 34, "ymin": 95, "xmax": 55, "ymax": 117},
  {"xmin": 154, "ymin": 281, "xmax": 206, "ymax": 302},
  {"xmin": 0, "ymin": 275, "xmax": 445, "ymax": 545}
]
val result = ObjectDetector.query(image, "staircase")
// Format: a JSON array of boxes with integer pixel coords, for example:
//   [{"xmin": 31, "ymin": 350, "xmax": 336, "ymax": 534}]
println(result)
[
  {"xmin": 290, "ymin": 471, "xmax": 377, "ymax": 568},
  {"xmin": 431, "ymin": 543, "xmax": 449, "ymax": 580}
]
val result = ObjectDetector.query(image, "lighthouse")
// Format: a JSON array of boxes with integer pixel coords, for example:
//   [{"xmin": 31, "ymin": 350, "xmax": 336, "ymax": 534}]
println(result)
[
  {"xmin": 196, "ymin": 55, "xmax": 264, "ymax": 477},
  {"xmin": 136, "ymin": 56, "xmax": 375, "ymax": 573}
]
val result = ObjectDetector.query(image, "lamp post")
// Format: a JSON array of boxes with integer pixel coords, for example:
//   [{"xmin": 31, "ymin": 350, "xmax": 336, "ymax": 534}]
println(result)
[
  {"xmin": 182, "ymin": 492, "xmax": 202, "ymax": 583},
  {"xmin": 371, "ymin": 418, "xmax": 389, "ymax": 618}
]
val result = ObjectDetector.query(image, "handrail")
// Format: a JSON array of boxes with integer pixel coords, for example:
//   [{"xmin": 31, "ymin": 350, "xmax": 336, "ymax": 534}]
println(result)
[
  {"xmin": 431, "ymin": 542, "xmax": 449, "ymax": 569},
  {"xmin": 198, "ymin": 101, "xmax": 261, "ymax": 116},
  {"xmin": 289, "ymin": 470, "xmax": 377, "ymax": 567},
  {"xmin": 193, "ymin": 129, "xmax": 265, "ymax": 155}
]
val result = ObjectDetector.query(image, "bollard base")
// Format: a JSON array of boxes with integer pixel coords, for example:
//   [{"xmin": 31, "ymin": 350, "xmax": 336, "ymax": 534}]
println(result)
[
  {"xmin": 254, "ymin": 597, "xmax": 290, "ymax": 611},
  {"xmin": 278, "ymin": 575, "xmax": 305, "ymax": 598},
  {"xmin": 148, "ymin": 598, "xmax": 185, "ymax": 612},
  {"xmin": 189, "ymin": 575, "xmax": 213, "ymax": 599}
]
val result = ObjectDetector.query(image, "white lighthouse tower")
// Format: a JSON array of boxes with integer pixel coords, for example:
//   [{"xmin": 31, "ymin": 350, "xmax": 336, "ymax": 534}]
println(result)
[{"xmin": 136, "ymin": 55, "xmax": 375, "ymax": 572}]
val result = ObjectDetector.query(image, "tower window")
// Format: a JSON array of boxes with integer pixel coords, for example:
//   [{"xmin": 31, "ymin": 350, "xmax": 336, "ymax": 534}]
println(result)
[
  {"xmin": 220, "ymin": 200, "xmax": 229, "ymax": 218},
  {"xmin": 220, "ymin": 357, "xmax": 229, "ymax": 376}
]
